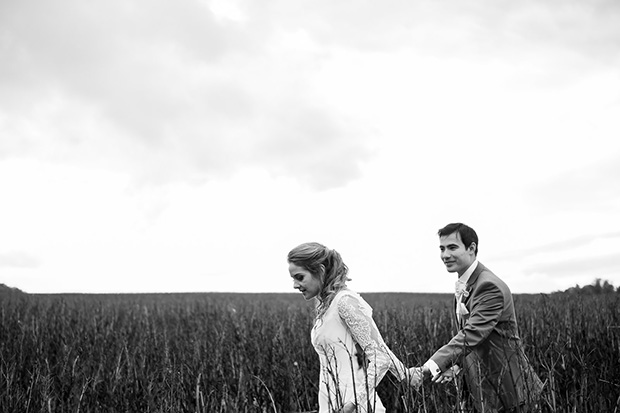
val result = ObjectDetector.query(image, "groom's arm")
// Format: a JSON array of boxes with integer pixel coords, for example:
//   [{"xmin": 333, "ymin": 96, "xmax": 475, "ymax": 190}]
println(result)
[{"xmin": 426, "ymin": 280, "xmax": 505, "ymax": 374}]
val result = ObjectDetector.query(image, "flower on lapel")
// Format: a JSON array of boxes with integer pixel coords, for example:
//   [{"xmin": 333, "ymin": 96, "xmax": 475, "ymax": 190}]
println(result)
[{"xmin": 455, "ymin": 281, "xmax": 470, "ymax": 299}]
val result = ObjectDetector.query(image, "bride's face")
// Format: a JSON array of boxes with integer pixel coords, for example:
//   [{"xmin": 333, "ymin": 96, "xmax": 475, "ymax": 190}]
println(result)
[{"xmin": 289, "ymin": 263, "xmax": 321, "ymax": 300}]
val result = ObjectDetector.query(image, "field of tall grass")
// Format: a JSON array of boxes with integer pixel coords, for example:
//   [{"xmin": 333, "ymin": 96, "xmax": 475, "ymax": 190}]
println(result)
[{"xmin": 1, "ymin": 289, "xmax": 619, "ymax": 412}]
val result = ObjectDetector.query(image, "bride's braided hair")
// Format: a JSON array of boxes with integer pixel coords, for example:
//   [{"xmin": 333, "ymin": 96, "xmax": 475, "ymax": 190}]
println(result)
[{"xmin": 287, "ymin": 242, "xmax": 351, "ymax": 321}]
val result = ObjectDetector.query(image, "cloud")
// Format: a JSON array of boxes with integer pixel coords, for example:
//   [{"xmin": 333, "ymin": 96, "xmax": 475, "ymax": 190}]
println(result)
[
  {"xmin": 2, "ymin": 0, "xmax": 620, "ymax": 296},
  {"xmin": 0, "ymin": 0, "xmax": 377, "ymax": 189},
  {"xmin": 259, "ymin": 0, "xmax": 620, "ymax": 73},
  {"xmin": 526, "ymin": 154, "xmax": 620, "ymax": 213},
  {"xmin": 524, "ymin": 252, "xmax": 620, "ymax": 280},
  {"xmin": 489, "ymin": 231, "xmax": 620, "ymax": 291},
  {"xmin": 0, "ymin": 251, "xmax": 41, "ymax": 269},
  {"xmin": 247, "ymin": 101, "xmax": 374, "ymax": 189},
  {"xmin": 490, "ymin": 231, "xmax": 620, "ymax": 261}
]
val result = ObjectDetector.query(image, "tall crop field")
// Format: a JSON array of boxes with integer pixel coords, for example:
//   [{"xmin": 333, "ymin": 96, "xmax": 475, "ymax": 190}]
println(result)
[{"xmin": 1, "ymin": 291, "xmax": 619, "ymax": 412}]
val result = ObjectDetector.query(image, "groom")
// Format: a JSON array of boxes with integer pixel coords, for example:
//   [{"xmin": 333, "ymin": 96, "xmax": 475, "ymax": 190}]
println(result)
[{"xmin": 414, "ymin": 223, "xmax": 543, "ymax": 412}]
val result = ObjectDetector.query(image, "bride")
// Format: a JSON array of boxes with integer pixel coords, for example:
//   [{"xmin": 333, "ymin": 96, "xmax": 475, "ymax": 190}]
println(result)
[{"xmin": 287, "ymin": 242, "xmax": 419, "ymax": 413}]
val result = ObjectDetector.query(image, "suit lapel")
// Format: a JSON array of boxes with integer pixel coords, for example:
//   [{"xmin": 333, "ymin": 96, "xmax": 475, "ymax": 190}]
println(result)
[
  {"xmin": 463, "ymin": 262, "xmax": 485, "ymax": 306},
  {"xmin": 453, "ymin": 295, "xmax": 459, "ymax": 322},
  {"xmin": 455, "ymin": 262, "xmax": 485, "ymax": 327}
]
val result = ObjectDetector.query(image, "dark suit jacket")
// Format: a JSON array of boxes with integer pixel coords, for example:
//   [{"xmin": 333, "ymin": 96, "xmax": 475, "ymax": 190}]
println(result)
[{"xmin": 430, "ymin": 262, "xmax": 543, "ymax": 411}]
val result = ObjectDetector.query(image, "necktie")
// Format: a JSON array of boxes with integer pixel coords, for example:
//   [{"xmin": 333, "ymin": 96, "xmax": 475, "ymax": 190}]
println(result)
[
  {"xmin": 455, "ymin": 280, "xmax": 469, "ymax": 322},
  {"xmin": 455, "ymin": 280, "xmax": 467, "ymax": 298}
]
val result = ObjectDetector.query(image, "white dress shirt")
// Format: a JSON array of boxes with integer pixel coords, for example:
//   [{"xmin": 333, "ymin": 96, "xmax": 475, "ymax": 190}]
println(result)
[{"xmin": 424, "ymin": 260, "xmax": 478, "ymax": 379}]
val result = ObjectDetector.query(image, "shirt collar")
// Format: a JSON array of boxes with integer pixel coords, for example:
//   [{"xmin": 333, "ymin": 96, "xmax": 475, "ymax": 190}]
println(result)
[{"xmin": 458, "ymin": 259, "xmax": 478, "ymax": 285}]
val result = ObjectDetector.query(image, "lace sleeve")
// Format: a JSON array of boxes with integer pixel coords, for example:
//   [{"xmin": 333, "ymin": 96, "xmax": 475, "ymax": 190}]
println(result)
[{"xmin": 337, "ymin": 293, "xmax": 407, "ymax": 411}]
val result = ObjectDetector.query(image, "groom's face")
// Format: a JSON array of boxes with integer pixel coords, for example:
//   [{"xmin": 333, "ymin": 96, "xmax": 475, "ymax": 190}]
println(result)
[{"xmin": 439, "ymin": 231, "xmax": 476, "ymax": 276}]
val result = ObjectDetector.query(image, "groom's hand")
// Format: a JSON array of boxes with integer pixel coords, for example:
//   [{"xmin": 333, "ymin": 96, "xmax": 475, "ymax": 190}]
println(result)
[{"xmin": 432, "ymin": 365, "xmax": 461, "ymax": 384}]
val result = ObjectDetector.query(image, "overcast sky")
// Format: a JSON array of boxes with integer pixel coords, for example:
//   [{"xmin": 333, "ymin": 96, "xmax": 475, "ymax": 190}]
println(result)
[{"xmin": 1, "ymin": 0, "xmax": 619, "ymax": 295}]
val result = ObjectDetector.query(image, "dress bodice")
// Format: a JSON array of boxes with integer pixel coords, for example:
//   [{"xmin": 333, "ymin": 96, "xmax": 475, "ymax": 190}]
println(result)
[{"xmin": 310, "ymin": 289, "xmax": 406, "ymax": 413}]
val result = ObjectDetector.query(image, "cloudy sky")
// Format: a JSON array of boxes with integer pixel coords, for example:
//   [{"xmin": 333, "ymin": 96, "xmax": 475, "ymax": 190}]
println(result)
[{"xmin": 1, "ymin": 0, "xmax": 619, "ymax": 295}]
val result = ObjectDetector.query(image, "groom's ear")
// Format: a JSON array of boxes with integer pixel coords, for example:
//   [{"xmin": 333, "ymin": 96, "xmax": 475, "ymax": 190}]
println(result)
[{"xmin": 467, "ymin": 242, "xmax": 477, "ymax": 254}]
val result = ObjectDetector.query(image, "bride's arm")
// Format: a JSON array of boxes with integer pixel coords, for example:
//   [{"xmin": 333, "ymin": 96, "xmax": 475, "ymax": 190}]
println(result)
[{"xmin": 337, "ymin": 294, "xmax": 407, "ymax": 410}]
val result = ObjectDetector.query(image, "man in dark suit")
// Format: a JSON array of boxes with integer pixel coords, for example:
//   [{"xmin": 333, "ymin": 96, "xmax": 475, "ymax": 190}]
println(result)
[{"xmin": 418, "ymin": 223, "xmax": 543, "ymax": 412}]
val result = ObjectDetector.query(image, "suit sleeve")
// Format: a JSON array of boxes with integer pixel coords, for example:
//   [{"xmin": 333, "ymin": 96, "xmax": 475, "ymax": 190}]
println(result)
[{"xmin": 430, "ymin": 280, "xmax": 504, "ymax": 371}]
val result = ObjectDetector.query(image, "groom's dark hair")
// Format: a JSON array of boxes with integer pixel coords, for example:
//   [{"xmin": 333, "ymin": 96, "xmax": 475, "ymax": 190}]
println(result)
[{"xmin": 438, "ymin": 223, "xmax": 479, "ymax": 256}]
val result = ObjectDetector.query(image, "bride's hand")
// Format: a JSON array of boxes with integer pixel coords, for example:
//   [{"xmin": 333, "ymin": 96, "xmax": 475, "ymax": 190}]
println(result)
[
  {"xmin": 407, "ymin": 366, "xmax": 424, "ymax": 390},
  {"xmin": 338, "ymin": 402, "xmax": 356, "ymax": 413}
]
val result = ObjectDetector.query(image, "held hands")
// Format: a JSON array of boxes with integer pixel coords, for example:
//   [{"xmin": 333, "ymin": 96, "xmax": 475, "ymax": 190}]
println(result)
[
  {"xmin": 406, "ymin": 366, "xmax": 424, "ymax": 390},
  {"xmin": 431, "ymin": 365, "xmax": 462, "ymax": 384},
  {"xmin": 407, "ymin": 364, "xmax": 461, "ymax": 389}
]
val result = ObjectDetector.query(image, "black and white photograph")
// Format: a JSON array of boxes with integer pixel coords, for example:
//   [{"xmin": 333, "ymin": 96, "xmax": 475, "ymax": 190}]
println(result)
[{"xmin": 1, "ymin": 0, "xmax": 619, "ymax": 411}]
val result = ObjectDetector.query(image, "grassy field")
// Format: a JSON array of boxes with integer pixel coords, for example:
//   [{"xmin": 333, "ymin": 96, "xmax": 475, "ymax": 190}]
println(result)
[{"xmin": 1, "ymin": 290, "xmax": 619, "ymax": 412}]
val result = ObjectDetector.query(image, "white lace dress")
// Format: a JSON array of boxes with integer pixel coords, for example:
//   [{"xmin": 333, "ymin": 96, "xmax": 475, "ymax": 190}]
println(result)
[{"xmin": 311, "ymin": 289, "xmax": 407, "ymax": 413}]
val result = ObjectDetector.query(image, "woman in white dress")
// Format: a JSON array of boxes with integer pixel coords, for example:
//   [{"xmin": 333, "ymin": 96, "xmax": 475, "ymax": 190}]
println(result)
[{"xmin": 288, "ymin": 242, "xmax": 410, "ymax": 413}]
